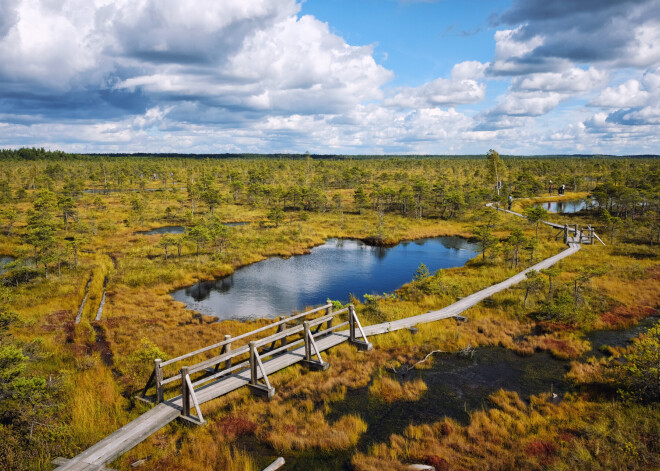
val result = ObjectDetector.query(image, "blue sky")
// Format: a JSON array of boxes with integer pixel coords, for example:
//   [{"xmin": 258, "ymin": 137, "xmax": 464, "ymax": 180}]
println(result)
[
  {"xmin": 0, "ymin": 0, "xmax": 659, "ymax": 155},
  {"xmin": 302, "ymin": 0, "xmax": 508, "ymax": 86}
]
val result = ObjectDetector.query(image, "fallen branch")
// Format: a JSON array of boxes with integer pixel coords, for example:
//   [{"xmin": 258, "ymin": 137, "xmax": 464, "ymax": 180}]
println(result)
[{"xmin": 387, "ymin": 349, "xmax": 445, "ymax": 376}]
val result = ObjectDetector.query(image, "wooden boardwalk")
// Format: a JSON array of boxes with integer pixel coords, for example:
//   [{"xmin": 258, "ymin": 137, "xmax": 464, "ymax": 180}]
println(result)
[
  {"xmin": 54, "ymin": 330, "xmax": 355, "ymax": 470},
  {"xmin": 364, "ymin": 243, "xmax": 580, "ymax": 335},
  {"xmin": 55, "ymin": 205, "xmax": 588, "ymax": 470}
]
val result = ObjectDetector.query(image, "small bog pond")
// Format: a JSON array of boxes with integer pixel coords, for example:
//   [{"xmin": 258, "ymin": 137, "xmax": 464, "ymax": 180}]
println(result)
[
  {"xmin": 535, "ymin": 198, "xmax": 595, "ymax": 213},
  {"xmin": 0, "ymin": 256, "xmax": 15, "ymax": 274},
  {"xmin": 135, "ymin": 225, "xmax": 186, "ymax": 235},
  {"xmin": 134, "ymin": 222, "xmax": 249, "ymax": 235},
  {"xmin": 171, "ymin": 236, "xmax": 479, "ymax": 320}
]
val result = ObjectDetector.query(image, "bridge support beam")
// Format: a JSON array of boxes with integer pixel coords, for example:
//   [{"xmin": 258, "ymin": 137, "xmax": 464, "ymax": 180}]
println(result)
[
  {"xmin": 302, "ymin": 321, "xmax": 329, "ymax": 371},
  {"xmin": 179, "ymin": 366, "xmax": 205, "ymax": 425},
  {"xmin": 248, "ymin": 341, "xmax": 275, "ymax": 399},
  {"xmin": 348, "ymin": 305, "xmax": 372, "ymax": 351}
]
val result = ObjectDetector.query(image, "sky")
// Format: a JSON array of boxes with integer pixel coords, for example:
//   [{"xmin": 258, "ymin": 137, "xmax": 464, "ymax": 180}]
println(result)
[{"xmin": 0, "ymin": 0, "xmax": 659, "ymax": 155}]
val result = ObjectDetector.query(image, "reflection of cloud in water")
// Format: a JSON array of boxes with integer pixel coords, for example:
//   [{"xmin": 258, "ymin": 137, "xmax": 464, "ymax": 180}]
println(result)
[
  {"xmin": 0, "ymin": 257, "xmax": 16, "ymax": 275},
  {"xmin": 171, "ymin": 237, "xmax": 478, "ymax": 320}
]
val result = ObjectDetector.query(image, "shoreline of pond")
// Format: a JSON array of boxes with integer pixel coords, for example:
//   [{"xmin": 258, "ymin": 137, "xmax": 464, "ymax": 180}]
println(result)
[{"xmin": 170, "ymin": 235, "xmax": 481, "ymax": 320}]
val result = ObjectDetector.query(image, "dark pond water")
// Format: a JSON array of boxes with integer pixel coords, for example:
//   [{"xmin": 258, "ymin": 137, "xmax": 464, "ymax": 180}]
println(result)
[
  {"xmin": 0, "ymin": 256, "xmax": 15, "ymax": 274},
  {"xmin": 84, "ymin": 187, "xmax": 185, "ymax": 194},
  {"xmin": 223, "ymin": 221, "xmax": 250, "ymax": 227},
  {"xmin": 264, "ymin": 317, "xmax": 659, "ymax": 470},
  {"xmin": 134, "ymin": 222, "xmax": 249, "ymax": 235},
  {"xmin": 587, "ymin": 316, "xmax": 659, "ymax": 358},
  {"xmin": 535, "ymin": 198, "xmax": 595, "ymax": 213},
  {"xmin": 171, "ymin": 237, "xmax": 479, "ymax": 320},
  {"xmin": 135, "ymin": 225, "xmax": 186, "ymax": 235}
]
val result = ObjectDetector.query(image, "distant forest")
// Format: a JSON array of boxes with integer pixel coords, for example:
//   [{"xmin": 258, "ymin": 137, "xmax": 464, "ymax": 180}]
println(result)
[{"xmin": 1, "ymin": 147, "xmax": 658, "ymax": 161}]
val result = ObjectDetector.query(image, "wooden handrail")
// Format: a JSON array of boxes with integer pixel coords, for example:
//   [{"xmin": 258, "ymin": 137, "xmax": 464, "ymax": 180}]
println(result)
[
  {"xmin": 143, "ymin": 303, "xmax": 352, "ymax": 403},
  {"xmin": 160, "ymin": 303, "xmax": 332, "ymax": 368}
]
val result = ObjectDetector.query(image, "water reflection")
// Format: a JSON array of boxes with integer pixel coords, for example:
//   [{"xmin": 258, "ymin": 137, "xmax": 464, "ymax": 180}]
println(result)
[
  {"xmin": 538, "ymin": 198, "xmax": 595, "ymax": 213},
  {"xmin": 0, "ymin": 256, "xmax": 15, "ymax": 275},
  {"xmin": 134, "ymin": 226, "xmax": 186, "ymax": 235},
  {"xmin": 171, "ymin": 237, "xmax": 479, "ymax": 320},
  {"xmin": 134, "ymin": 221, "xmax": 248, "ymax": 235}
]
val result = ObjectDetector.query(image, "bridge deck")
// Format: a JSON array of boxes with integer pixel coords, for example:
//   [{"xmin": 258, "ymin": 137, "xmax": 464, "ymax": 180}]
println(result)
[{"xmin": 54, "ymin": 332, "xmax": 352, "ymax": 470}]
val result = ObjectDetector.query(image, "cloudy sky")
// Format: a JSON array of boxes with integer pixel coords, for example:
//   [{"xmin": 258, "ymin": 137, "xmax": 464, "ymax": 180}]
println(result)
[{"xmin": 1, "ymin": 0, "xmax": 659, "ymax": 155}]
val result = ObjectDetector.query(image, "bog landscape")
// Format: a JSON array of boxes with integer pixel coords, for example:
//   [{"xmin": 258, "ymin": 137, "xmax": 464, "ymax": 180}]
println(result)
[
  {"xmin": 2, "ymin": 1, "xmax": 660, "ymax": 470},
  {"xmin": 0, "ymin": 149, "xmax": 658, "ymax": 470}
]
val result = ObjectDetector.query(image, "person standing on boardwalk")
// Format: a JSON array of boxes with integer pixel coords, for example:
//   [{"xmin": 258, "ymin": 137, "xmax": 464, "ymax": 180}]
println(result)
[
  {"xmin": 508, "ymin": 194, "xmax": 513, "ymax": 210},
  {"xmin": 548, "ymin": 180, "xmax": 553, "ymax": 194}
]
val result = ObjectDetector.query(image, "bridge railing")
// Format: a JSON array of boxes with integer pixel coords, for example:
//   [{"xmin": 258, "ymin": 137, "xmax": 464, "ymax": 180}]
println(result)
[
  {"xmin": 554, "ymin": 223, "xmax": 605, "ymax": 246},
  {"xmin": 138, "ymin": 302, "xmax": 371, "ymax": 407}
]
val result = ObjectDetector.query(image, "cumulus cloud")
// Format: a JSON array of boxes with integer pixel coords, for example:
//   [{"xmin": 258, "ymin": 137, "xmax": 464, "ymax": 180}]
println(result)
[
  {"xmin": 384, "ymin": 62, "xmax": 488, "ymax": 109},
  {"xmin": 385, "ymin": 78, "xmax": 485, "ymax": 109},
  {"xmin": 0, "ymin": 0, "xmax": 391, "ymax": 123},
  {"xmin": 490, "ymin": 0, "xmax": 660, "ymax": 75},
  {"xmin": 590, "ymin": 80, "xmax": 651, "ymax": 108},
  {"xmin": 512, "ymin": 67, "xmax": 608, "ymax": 93},
  {"xmin": 478, "ymin": 67, "xmax": 608, "ymax": 129},
  {"xmin": 1, "ymin": 0, "xmax": 659, "ymax": 155},
  {"xmin": 451, "ymin": 61, "xmax": 488, "ymax": 80},
  {"xmin": 587, "ymin": 67, "xmax": 660, "ymax": 128},
  {"xmin": 0, "ymin": 0, "xmax": 19, "ymax": 39}
]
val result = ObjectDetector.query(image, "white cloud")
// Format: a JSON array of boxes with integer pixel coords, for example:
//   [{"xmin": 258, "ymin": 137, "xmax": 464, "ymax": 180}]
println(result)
[
  {"xmin": 0, "ymin": 0, "xmax": 391, "ymax": 119},
  {"xmin": 488, "ymin": 26, "xmax": 548, "ymax": 75},
  {"xmin": 1, "ymin": 0, "xmax": 659, "ymax": 155},
  {"xmin": 451, "ymin": 61, "xmax": 488, "ymax": 80},
  {"xmin": 385, "ymin": 76, "xmax": 486, "ymax": 109},
  {"xmin": 590, "ymin": 79, "xmax": 650, "ymax": 108},
  {"xmin": 512, "ymin": 67, "xmax": 608, "ymax": 93}
]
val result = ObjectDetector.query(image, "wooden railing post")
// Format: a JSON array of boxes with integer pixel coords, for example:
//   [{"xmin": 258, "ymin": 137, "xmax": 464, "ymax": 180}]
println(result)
[
  {"xmin": 325, "ymin": 304, "xmax": 333, "ymax": 333},
  {"xmin": 249, "ymin": 341, "xmax": 258, "ymax": 386},
  {"xmin": 180, "ymin": 366, "xmax": 190, "ymax": 418},
  {"xmin": 179, "ymin": 367, "xmax": 205, "ymax": 425},
  {"xmin": 303, "ymin": 321, "xmax": 312, "ymax": 362},
  {"xmin": 215, "ymin": 335, "xmax": 231, "ymax": 372},
  {"xmin": 348, "ymin": 305, "xmax": 356, "ymax": 342},
  {"xmin": 302, "ymin": 321, "xmax": 329, "ymax": 371},
  {"xmin": 280, "ymin": 323, "xmax": 288, "ymax": 348},
  {"xmin": 154, "ymin": 358, "xmax": 163, "ymax": 403},
  {"xmin": 563, "ymin": 224, "xmax": 569, "ymax": 244},
  {"xmin": 348, "ymin": 305, "xmax": 373, "ymax": 351},
  {"xmin": 248, "ymin": 341, "xmax": 275, "ymax": 398}
]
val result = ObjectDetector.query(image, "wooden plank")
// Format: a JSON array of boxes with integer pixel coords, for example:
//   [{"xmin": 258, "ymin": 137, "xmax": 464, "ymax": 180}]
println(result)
[
  {"xmin": 56, "ymin": 404, "xmax": 181, "ymax": 469},
  {"xmin": 263, "ymin": 457, "xmax": 285, "ymax": 471},
  {"xmin": 191, "ymin": 359, "xmax": 249, "ymax": 388}
]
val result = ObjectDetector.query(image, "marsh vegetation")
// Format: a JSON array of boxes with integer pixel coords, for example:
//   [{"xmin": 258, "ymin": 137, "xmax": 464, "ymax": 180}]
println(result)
[{"xmin": 0, "ymin": 149, "xmax": 658, "ymax": 470}]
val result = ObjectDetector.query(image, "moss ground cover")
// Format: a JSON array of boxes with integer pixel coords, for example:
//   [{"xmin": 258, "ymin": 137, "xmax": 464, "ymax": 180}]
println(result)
[{"xmin": 0, "ymin": 152, "xmax": 658, "ymax": 469}]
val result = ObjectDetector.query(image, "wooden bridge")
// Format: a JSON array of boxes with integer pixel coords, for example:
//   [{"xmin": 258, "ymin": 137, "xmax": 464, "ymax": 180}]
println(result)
[
  {"xmin": 54, "ymin": 204, "xmax": 597, "ymax": 470},
  {"xmin": 486, "ymin": 203, "xmax": 606, "ymax": 246}
]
